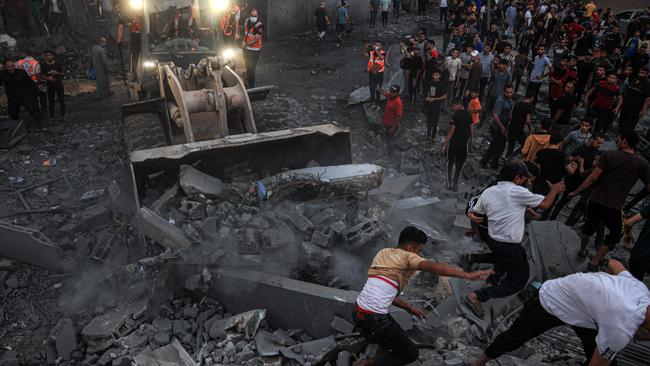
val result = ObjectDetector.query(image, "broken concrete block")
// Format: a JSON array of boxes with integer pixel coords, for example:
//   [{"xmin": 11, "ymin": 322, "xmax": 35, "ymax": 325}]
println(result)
[
  {"xmin": 301, "ymin": 242, "xmax": 332, "ymax": 263},
  {"xmin": 0, "ymin": 222, "xmax": 64, "ymax": 271},
  {"xmin": 265, "ymin": 164, "xmax": 383, "ymax": 194},
  {"xmin": 261, "ymin": 223, "xmax": 296, "ymax": 249},
  {"xmin": 279, "ymin": 336, "xmax": 337, "ymax": 365},
  {"xmin": 310, "ymin": 229, "xmax": 335, "ymax": 248},
  {"xmin": 329, "ymin": 316, "xmax": 354, "ymax": 334},
  {"xmin": 310, "ymin": 209, "xmax": 335, "ymax": 226},
  {"xmin": 329, "ymin": 221, "xmax": 347, "ymax": 236},
  {"xmin": 254, "ymin": 330, "xmax": 284, "ymax": 357},
  {"xmin": 81, "ymin": 204, "xmax": 111, "ymax": 229},
  {"xmin": 391, "ymin": 197, "xmax": 441, "ymax": 210},
  {"xmin": 209, "ymin": 309, "xmax": 266, "ymax": 340},
  {"xmin": 133, "ymin": 339, "xmax": 197, "ymax": 366},
  {"xmin": 50, "ymin": 318, "xmax": 77, "ymax": 361},
  {"xmin": 279, "ymin": 212, "xmax": 314, "ymax": 234},
  {"xmin": 342, "ymin": 219, "xmax": 383, "ymax": 248},
  {"xmin": 234, "ymin": 350, "xmax": 256, "ymax": 363},
  {"xmin": 154, "ymin": 332, "xmax": 171, "ymax": 345},
  {"xmin": 271, "ymin": 329, "xmax": 295, "ymax": 347},
  {"xmin": 337, "ymin": 351, "xmax": 352, "ymax": 366},
  {"xmin": 179, "ymin": 165, "xmax": 225, "ymax": 198},
  {"xmin": 135, "ymin": 207, "xmax": 193, "ymax": 250},
  {"xmin": 444, "ymin": 317, "xmax": 470, "ymax": 338},
  {"xmin": 262, "ymin": 356, "xmax": 283, "ymax": 366}
]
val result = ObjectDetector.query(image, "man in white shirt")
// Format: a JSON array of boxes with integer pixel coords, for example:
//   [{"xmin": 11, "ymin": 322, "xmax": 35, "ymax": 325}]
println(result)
[
  {"xmin": 464, "ymin": 161, "xmax": 564, "ymax": 318},
  {"xmin": 445, "ymin": 49, "xmax": 462, "ymax": 107},
  {"xmin": 469, "ymin": 260, "xmax": 650, "ymax": 366}
]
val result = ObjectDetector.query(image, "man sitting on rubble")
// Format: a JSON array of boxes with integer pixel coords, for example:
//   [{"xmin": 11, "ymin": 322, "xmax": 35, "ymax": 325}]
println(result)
[
  {"xmin": 463, "ymin": 161, "xmax": 565, "ymax": 318},
  {"xmin": 469, "ymin": 260, "xmax": 650, "ymax": 366},
  {"xmin": 353, "ymin": 226, "xmax": 492, "ymax": 366}
]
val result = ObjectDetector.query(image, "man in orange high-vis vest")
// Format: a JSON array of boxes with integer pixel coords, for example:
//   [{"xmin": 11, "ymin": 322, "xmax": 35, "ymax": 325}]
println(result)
[
  {"xmin": 242, "ymin": 8, "xmax": 263, "ymax": 88},
  {"xmin": 16, "ymin": 50, "xmax": 47, "ymax": 116},
  {"xmin": 220, "ymin": 2, "xmax": 241, "ymax": 45},
  {"xmin": 365, "ymin": 41, "xmax": 386, "ymax": 105}
]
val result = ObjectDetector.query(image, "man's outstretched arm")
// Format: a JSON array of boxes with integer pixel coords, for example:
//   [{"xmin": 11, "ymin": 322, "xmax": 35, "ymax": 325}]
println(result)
[{"xmin": 418, "ymin": 260, "xmax": 492, "ymax": 280}]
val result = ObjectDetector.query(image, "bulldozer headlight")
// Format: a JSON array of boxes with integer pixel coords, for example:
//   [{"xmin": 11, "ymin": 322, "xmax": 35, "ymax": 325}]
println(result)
[
  {"xmin": 143, "ymin": 60, "xmax": 156, "ymax": 69},
  {"xmin": 130, "ymin": 0, "xmax": 143, "ymax": 10},
  {"xmin": 222, "ymin": 48, "xmax": 236, "ymax": 60},
  {"xmin": 210, "ymin": 0, "xmax": 230, "ymax": 12}
]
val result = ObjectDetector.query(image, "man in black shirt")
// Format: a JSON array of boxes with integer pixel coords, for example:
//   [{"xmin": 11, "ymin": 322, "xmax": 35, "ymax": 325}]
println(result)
[
  {"xmin": 619, "ymin": 68, "xmax": 650, "ymax": 133},
  {"xmin": 550, "ymin": 81, "xmax": 576, "ymax": 136},
  {"xmin": 315, "ymin": 1, "xmax": 330, "ymax": 40},
  {"xmin": 534, "ymin": 133, "xmax": 565, "ymax": 196},
  {"xmin": 425, "ymin": 69, "xmax": 448, "ymax": 141},
  {"xmin": 41, "ymin": 50, "xmax": 65, "ymax": 121},
  {"xmin": 575, "ymin": 54, "xmax": 594, "ymax": 105},
  {"xmin": 506, "ymin": 94, "xmax": 533, "ymax": 157},
  {"xmin": 628, "ymin": 44, "xmax": 650, "ymax": 72},
  {"xmin": 0, "ymin": 59, "xmax": 40, "ymax": 124},
  {"xmin": 602, "ymin": 25, "xmax": 622, "ymax": 55},
  {"xmin": 442, "ymin": 98, "xmax": 472, "ymax": 191}
]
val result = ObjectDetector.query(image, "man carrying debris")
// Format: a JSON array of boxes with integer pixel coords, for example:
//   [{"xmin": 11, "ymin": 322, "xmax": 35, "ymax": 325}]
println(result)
[
  {"xmin": 353, "ymin": 226, "xmax": 492, "ymax": 366},
  {"xmin": 464, "ymin": 161, "xmax": 565, "ymax": 318},
  {"xmin": 469, "ymin": 260, "xmax": 650, "ymax": 366}
]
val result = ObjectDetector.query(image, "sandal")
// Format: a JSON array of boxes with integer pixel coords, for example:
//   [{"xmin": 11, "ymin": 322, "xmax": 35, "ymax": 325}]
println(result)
[{"xmin": 462, "ymin": 295, "xmax": 485, "ymax": 319}]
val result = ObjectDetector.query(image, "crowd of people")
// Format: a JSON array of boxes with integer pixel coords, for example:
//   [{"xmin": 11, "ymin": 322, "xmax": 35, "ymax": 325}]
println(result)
[{"xmin": 351, "ymin": 1, "xmax": 650, "ymax": 366}]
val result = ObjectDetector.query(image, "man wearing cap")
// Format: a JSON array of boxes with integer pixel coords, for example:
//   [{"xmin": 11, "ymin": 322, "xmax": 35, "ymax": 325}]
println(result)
[
  {"xmin": 469, "ymin": 259, "xmax": 650, "ymax": 366},
  {"xmin": 379, "ymin": 85, "xmax": 404, "ymax": 153},
  {"xmin": 464, "ymin": 161, "xmax": 565, "ymax": 318}
]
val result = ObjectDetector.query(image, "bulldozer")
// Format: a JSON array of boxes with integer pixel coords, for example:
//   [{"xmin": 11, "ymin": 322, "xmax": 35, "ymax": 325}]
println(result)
[{"xmin": 120, "ymin": 0, "xmax": 352, "ymax": 205}]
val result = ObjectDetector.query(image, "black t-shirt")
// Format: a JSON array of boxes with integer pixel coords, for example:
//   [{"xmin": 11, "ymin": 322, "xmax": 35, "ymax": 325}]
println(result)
[
  {"xmin": 602, "ymin": 33, "xmax": 622, "ymax": 54},
  {"xmin": 450, "ymin": 109, "xmax": 472, "ymax": 143},
  {"xmin": 576, "ymin": 60, "xmax": 594, "ymax": 82},
  {"xmin": 409, "ymin": 56, "xmax": 423, "ymax": 76},
  {"xmin": 622, "ymin": 78, "xmax": 650, "ymax": 111},
  {"xmin": 555, "ymin": 93, "xmax": 576, "ymax": 125},
  {"xmin": 42, "ymin": 61, "xmax": 64, "ymax": 84},
  {"xmin": 572, "ymin": 144, "xmax": 599, "ymax": 170},
  {"xmin": 485, "ymin": 30, "xmax": 499, "ymax": 47},
  {"xmin": 509, "ymin": 101, "xmax": 532, "ymax": 133},
  {"xmin": 536, "ymin": 148, "xmax": 565, "ymax": 184},
  {"xmin": 315, "ymin": 7, "xmax": 327, "ymax": 28},
  {"xmin": 630, "ymin": 53, "xmax": 650, "ymax": 72},
  {"xmin": 574, "ymin": 33, "xmax": 594, "ymax": 56},
  {"xmin": 428, "ymin": 80, "xmax": 448, "ymax": 101}
]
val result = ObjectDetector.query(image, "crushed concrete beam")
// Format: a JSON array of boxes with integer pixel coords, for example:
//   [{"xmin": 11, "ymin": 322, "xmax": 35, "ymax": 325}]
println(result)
[
  {"xmin": 0, "ymin": 221, "xmax": 64, "ymax": 271},
  {"xmin": 150, "ymin": 183, "xmax": 179, "ymax": 214},
  {"xmin": 134, "ymin": 207, "xmax": 193, "ymax": 250},
  {"xmin": 132, "ymin": 339, "xmax": 197, "ymax": 366},
  {"xmin": 264, "ymin": 164, "xmax": 384, "ymax": 193}
]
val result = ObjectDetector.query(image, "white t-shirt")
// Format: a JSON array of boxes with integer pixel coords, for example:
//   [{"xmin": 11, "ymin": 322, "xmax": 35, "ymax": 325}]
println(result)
[
  {"xmin": 525, "ymin": 10, "xmax": 533, "ymax": 26},
  {"xmin": 380, "ymin": 0, "xmax": 391, "ymax": 11},
  {"xmin": 445, "ymin": 56, "xmax": 462, "ymax": 81},
  {"xmin": 440, "ymin": 0, "xmax": 448, "ymax": 8},
  {"xmin": 540, "ymin": 271, "xmax": 650, "ymax": 360},
  {"xmin": 471, "ymin": 181, "xmax": 544, "ymax": 243}
]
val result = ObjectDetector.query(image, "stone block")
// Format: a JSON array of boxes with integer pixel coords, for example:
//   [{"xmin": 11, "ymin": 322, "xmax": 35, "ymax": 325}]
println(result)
[
  {"xmin": 179, "ymin": 165, "xmax": 225, "ymax": 198},
  {"xmin": 310, "ymin": 229, "xmax": 335, "ymax": 248},
  {"xmin": 329, "ymin": 316, "xmax": 354, "ymax": 334},
  {"xmin": 135, "ymin": 207, "xmax": 193, "ymax": 250},
  {"xmin": 81, "ymin": 204, "xmax": 111, "ymax": 230},
  {"xmin": 51, "ymin": 318, "xmax": 77, "ymax": 361}
]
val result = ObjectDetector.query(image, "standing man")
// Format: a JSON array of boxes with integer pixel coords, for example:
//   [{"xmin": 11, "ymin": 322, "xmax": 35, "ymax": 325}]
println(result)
[
  {"xmin": 477, "ymin": 45, "xmax": 494, "ymax": 101},
  {"xmin": 481, "ymin": 84, "xmax": 514, "ymax": 169},
  {"xmin": 41, "ymin": 50, "xmax": 65, "ymax": 122},
  {"xmin": 365, "ymin": 41, "xmax": 386, "ymax": 105},
  {"xmin": 439, "ymin": 0, "xmax": 448, "ymax": 22},
  {"xmin": 482, "ymin": 60, "xmax": 511, "ymax": 125},
  {"xmin": 0, "ymin": 59, "xmax": 41, "ymax": 124},
  {"xmin": 220, "ymin": 1, "xmax": 241, "ymax": 45},
  {"xmin": 90, "ymin": 37, "xmax": 111, "ymax": 100},
  {"xmin": 570, "ymin": 131, "xmax": 650, "ymax": 272},
  {"xmin": 243, "ymin": 9, "xmax": 263, "ymax": 88},
  {"xmin": 425, "ymin": 69, "xmax": 448, "ymax": 141},
  {"xmin": 457, "ymin": 45, "xmax": 473, "ymax": 99},
  {"xmin": 468, "ymin": 260, "xmax": 650, "ymax": 366},
  {"xmin": 315, "ymin": 1, "xmax": 330, "ymax": 41},
  {"xmin": 550, "ymin": 81, "xmax": 576, "ymax": 136},
  {"xmin": 354, "ymin": 226, "xmax": 491, "ymax": 366},
  {"xmin": 44, "ymin": 0, "xmax": 68, "ymax": 34},
  {"xmin": 465, "ymin": 161, "xmax": 565, "ymax": 318},
  {"xmin": 506, "ymin": 93, "xmax": 533, "ymax": 158},
  {"xmin": 505, "ymin": 2, "xmax": 517, "ymax": 38},
  {"xmin": 584, "ymin": 72, "xmax": 622, "ymax": 135},
  {"xmin": 379, "ymin": 85, "xmax": 403, "ymax": 153},
  {"xmin": 445, "ymin": 49, "xmax": 462, "ymax": 107},
  {"xmin": 624, "ymin": 207, "xmax": 650, "ymax": 281},
  {"xmin": 379, "ymin": 0, "xmax": 390, "ymax": 27},
  {"xmin": 369, "ymin": 0, "xmax": 379, "ymax": 28},
  {"xmin": 527, "ymin": 45, "xmax": 551, "ymax": 102},
  {"xmin": 618, "ymin": 67, "xmax": 650, "ymax": 133},
  {"xmin": 392, "ymin": 0, "xmax": 401, "ymax": 24},
  {"xmin": 441, "ymin": 99, "xmax": 473, "ymax": 191},
  {"xmin": 335, "ymin": 1, "xmax": 349, "ymax": 41}
]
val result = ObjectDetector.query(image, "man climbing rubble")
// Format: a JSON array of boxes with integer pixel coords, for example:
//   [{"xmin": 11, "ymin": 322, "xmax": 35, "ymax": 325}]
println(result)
[
  {"xmin": 469, "ymin": 260, "xmax": 650, "ymax": 366},
  {"xmin": 353, "ymin": 226, "xmax": 491, "ymax": 366},
  {"xmin": 464, "ymin": 161, "xmax": 564, "ymax": 318}
]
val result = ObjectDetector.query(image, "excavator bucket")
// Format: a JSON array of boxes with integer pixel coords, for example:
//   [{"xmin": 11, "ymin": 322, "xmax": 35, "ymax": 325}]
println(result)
[{"xmin": 127, "ymin": 124, "xmax": 352, "ymax": 204}]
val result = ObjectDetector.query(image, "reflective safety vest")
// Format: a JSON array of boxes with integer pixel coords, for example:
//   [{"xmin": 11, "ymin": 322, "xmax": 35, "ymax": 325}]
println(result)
[
  {"xmin": 16, "ymin": 58, "xmax": 39, "ymax": 81},
  {"xmin": 220, "ymin": 5, "xmax": 240, "ymax": 36},
  {"xmin": 367, "ymin": 51, "xmax": 385, "ymax": 73},
  {"xmin": 244, "ymin": 21, "xmax": 263, "ymax": 51}
]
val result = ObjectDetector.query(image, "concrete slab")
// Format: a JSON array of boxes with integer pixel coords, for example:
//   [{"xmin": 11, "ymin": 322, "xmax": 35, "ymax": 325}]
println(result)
[
  {"xmin": 0, "ymin": 221, "xmax": 64, "ymax": 271},
  {"xmin": 192, "ymin": 266, "xmax": 359, "ymax": 338},
  {"xmin": 279, "ymin": 336, "xmax": 337, "ymax": 365},
  {"xmin": 391, "ymin": 197, "xmax": 441, "ymax": 210},
  {"xmin": 50, "ymin": 318, "xmax": 77, "ymax": 360},
  {"xmin": 369, "ymin": 175, "xmax": 419, "ymax": 197},
  {"xmin": 132, "ymin": 339, "xmax": 197, "ymax": 366},
  {"xmin": 134, "ymin": 207, "xmax": 193, "ymax": 250},
  {"xmin": 179, "ymin": 165, "xmax": 225, "ymax": 198},
  {"xmin": 254, "ymin": 330, "xmax": 284, "ymax": 357},
  {"xmin": 526, "ymin": 221, "xmax": 583, "ymax": 281},
  {"xmin": 265, "ymin": 164, "xmax": 384, "ymax": 193}
]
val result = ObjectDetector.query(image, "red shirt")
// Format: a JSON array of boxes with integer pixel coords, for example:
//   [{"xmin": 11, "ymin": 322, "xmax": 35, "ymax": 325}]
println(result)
[
  {"xmin": 593, "ymin": 80, "xmax": 620, "ymax": 109},
  {"xmin": 549, "ymin": 68, "xmax": 570, "ymax": 99},
  {"xmin": 383, "ymin": 93, "xmax": 403, "ymax": 127},
  {"xmin": 567, "ymin": 23, "xmax": 584, "ymax": 40}
]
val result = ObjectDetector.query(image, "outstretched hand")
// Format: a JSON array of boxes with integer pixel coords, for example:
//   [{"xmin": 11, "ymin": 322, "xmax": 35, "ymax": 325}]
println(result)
[
  {"xmin": 408, "ymin": 306, "xmax": 427, "ymax": 319},
  {"xmin": 465, "ymin": 269, "xmax": 494, "ymax": 281}
]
